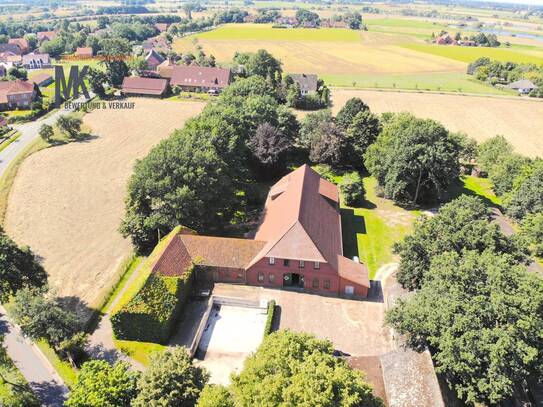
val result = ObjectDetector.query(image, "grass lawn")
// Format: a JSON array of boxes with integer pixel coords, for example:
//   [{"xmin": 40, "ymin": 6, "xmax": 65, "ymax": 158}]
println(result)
[
  {"xmin": 99, "ymin": 255, "xmax": 144, "ymax": 315},
  {"xmin": 0, "ymin": 132, "xmax": 21, "ymax": 154},
  {"xmin": 113, "ymin": 339, "xmax": 166, "ymax": 366},
  {"xmin": 339, "ymin": 176, "xmax": 419, "ymax": 278},
  {"xmin": 402, "ymin": 43, "xmax": 543, "ymax": 64},
  {"xmin": 461, "ymin": 176, "xmax": 503, "ymax": 207},
  {"xmin": 35, "ymin": 341, "xmax": 77, "ymax": 388},
  {"xmin": 323, "ymin": 72, "xmax": 512, "ymax": 94}
]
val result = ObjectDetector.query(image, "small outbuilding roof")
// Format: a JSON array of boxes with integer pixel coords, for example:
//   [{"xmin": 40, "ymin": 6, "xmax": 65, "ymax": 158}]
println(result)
[
  {"xmin": 75, "ymin": 47, "xmax": 93, "ymax": 57},
  {"xmin": 121, "ymin": 76, "xmax": 168, "ymax": 96},
  {"xmin": 507, "ymin": 79, "xmax": 537, "ymax": 90},
  {"xmin": 31, "ymin": 72, "xmax": 53, "ymax": 86}
]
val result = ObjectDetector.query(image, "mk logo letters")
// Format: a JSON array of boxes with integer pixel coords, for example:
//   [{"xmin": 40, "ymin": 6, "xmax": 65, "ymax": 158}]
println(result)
[{"xmin": 55, "ymin": 65, "xmax": 90, "ymax": 107}]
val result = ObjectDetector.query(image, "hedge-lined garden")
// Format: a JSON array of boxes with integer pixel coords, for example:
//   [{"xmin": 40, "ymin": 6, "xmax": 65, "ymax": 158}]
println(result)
[{"xmin": 263, "ymin": 300, "xmax": 276, "ymax": 337}]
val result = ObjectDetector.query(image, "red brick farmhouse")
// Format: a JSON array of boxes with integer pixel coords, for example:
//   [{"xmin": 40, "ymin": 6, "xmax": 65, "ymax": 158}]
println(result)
[{"xmin": 153, "ymin": 165, "xmax": 370, "ymax": 298}]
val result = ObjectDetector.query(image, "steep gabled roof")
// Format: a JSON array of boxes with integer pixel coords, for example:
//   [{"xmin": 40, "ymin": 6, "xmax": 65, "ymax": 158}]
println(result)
[
  {"xmin": 121, "ymin": 76, "xmax": 168, "ymax": 95},
  {"xmin": 290, "ymin": 73, "xmax": 319, "ymax": 93},
  {"xmin": 249, "ymin": 165, "xmax": 342, "ymax": 268}
]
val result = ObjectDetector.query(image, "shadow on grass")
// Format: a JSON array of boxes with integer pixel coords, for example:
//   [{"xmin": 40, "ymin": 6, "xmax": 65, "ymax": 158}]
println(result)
[
  {"xmin": 441, "ymin": 178, "xmax": 503, "ymax": 211},
  {"xmin": 341, "ymin": 208, "xmax": 366, "ymax": 259}
]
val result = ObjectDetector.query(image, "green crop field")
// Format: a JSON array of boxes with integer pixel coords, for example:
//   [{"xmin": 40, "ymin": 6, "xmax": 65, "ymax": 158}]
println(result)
[{"xmin": 402, "ymin": 43, "xmax": 543, "ymax": 64}]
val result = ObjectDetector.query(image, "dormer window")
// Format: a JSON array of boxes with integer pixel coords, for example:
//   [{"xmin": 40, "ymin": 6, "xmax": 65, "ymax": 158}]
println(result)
[{"xmin": 269, "ymin": 257, "xmax": 275, "ymax": 265}]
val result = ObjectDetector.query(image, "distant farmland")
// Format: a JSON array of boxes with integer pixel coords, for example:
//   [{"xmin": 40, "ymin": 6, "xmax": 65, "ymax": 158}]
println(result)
[
  {"xmin": 175, "ymin": 23, "xmax": 540, "ymax": 94},
  {"xmin": 332, "ymin": 89, "xmax": 543, "ymax": 158}
]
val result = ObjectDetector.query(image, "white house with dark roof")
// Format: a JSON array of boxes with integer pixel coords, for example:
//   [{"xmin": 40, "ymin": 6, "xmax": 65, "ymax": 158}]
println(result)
[
  {"xmin": 289, "ymin": 73, "xmax": 319, "ymax": 95},
  {"xmin": 507, "ymin": 79, "xmax": 537, "ymax": 95}
]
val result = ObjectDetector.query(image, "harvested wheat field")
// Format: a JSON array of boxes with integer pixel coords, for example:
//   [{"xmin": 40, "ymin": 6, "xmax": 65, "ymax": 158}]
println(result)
[
  {"xmin": 332, "ymin": 89, "xmax": 543, "ymax": 158},
  {"xmin": 5, "ymin": 99, "xmax": 205, "ymax": 316}
]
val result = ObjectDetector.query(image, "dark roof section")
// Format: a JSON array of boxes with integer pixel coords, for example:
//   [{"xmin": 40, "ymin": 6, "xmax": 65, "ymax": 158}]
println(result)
[
  {"xmin": 31, "ymin": 72, "xmax": 53, "ymax": 86},
  {"xmin": 121, "ymin": 76, "xmax": 168, "ymax": 95},
  {"xmin": 507, "ymin": 79, "xmax": 537, "ymax": 90},
  {"xmin": 170, "ymin": 65, "xmax": 232, "ymax": 89},
  {"xmin": 290, "ymin": 73, "xmax": 319, "ymax": 93}
]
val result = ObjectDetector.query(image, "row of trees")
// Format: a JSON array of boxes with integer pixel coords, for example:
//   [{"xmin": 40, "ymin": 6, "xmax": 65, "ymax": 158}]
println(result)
[
  {"xmin": 467, "ymin": 57, "xmax": 543, "ymax": 96},
  {"xmin": 388, "ymin": 196, "xmax": 543, "ymax": 405},
  {"xmin": 65, "ymin": 331, "xmax": 384, "ymax": 407},
  {"xmin": 476, "ymin": 135, "xmax": 543, "ymax": 257}
]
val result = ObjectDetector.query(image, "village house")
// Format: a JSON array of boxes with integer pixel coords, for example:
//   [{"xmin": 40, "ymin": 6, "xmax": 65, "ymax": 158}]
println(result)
[
  {"xmin": 8, "ymin": 38, "xmax": 29, "ymax": 54},
  {"xmin": 121, "ymin": 76, "xmax": 169, "ymax": 97},
  {"xmin": 156, "ymin": 59, "xmax": 175, "ymax": 78},
  {"xmin": 434, "ymin": 34, "xmax": 455, "ymax": 45},
  {"xmin": 0, "ymin": 43, "xmax": 23, "ymax": 56},
  {"xmin": 22, "ymin": 53, "xmax": 51, "ymax": 70},
  {"xmin": 168, "ymin": 65, "xmax": 232, "ymax": 93},
  {"xmin": 37, "ymin": 31, "xmax": 58, "ymax": 43},
  {"xmin": 75, "ymin": 47, "xmax": 94, "ymax": 58},
  {"xmin": 145, "ymin": 49, "xmax": 165, "ymax": 71},
  {"xmin": 0, "ymin": 52, "xmax": 22, "ymax": 68},
  {"xmin": 152, "ymin": 165, "xmax": 371, "ymax": 298},
  {"xmin": 142, "ymin": 36, "xmax": 170, "ymax": 53},
  {"xmin": 321, "ymin": 19, "xmax": 348, "ymax": 28},
  {"xmin": 290, "ymin": 73, "xmax": 319, "ymax": 95},
  {"xmin": 0, "ymin": 80, "xmax": 37, "ymax": 110},
  {"xmin": 507, "ymin": 79, "xmax": 537, "ymax": 95}
]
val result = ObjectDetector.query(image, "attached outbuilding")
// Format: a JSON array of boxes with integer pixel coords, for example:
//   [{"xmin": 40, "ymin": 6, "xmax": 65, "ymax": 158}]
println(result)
[{"xmin": 121, "ymin": 76, "xmax": 169, "ymax": 97}]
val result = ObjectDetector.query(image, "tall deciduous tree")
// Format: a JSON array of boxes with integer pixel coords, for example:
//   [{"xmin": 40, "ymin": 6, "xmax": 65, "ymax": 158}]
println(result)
[
  {"xmin": 345, "ymin": 110, "xmax": 381, "ymax": 167},
  {"xmin": 394, "ymin": 195, "xmax": 527, "ymax": 290},
  {"xmin": 12, "ymin": 288, "xmax": 80, "ymax": 350},
  {"xmin": 65, "ymin": 360, "xmax": 139, "ymax": 407},
  {"xmin": 335, "ymin": 97, "xmax": 369, "ymax": 130},
  {"xmin": 0, "ymin": 227, "xmax": 47, "ymax": 303},
  {"xmin": 230, "ymin": 330, "xmax": 384, "ymax": 406},
  {"xmin": 120, "ymin": 128, "xmax": 238, "ymax": 252},
  {"xmin": 387, "ymin": 250, "xmax": 543, "ymax": 405},
  {"xmin": 365, "ymin": 113, "xmax": 461, "ymax": 205},
  {"xmin": 98, "ymin": 38, "xmax": 131, "ymax": 86},
  {"xmin": 506, "ymin": 164, "xmax": 543, "ymax": 220},
  {"xmin": 132, "ymin": 347, "xmax": 208, "ymax": 407},
  {"xmin": 248, "ymin": 122, "xmax": 292, "ymax": 175}
]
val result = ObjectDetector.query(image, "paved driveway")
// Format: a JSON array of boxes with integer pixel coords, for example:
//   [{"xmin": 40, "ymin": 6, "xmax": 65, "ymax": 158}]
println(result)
[
  {"xmin": 212, "ymin": 284, "xmax": 393, "ymax": 356},
  {"xmin": 0, "ymin": 306, "xmax": 68, "ymax": 406}
]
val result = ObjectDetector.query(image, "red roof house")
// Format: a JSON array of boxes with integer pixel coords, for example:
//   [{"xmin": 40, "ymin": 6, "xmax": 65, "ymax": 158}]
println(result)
[
  {"xmin": 75, "ymin": 47, "xmax": 93, "ymax": 58},
  {"xmin": 37, "ymin": 31, "xmax": 58, "ymax": 43},
  {"xmin": 144, "ymin": 49, "xmax": 165, "ymax": 71},
  {"xmin": 121, "ymin": 76, "xmax": 169, "ymax": 97},
  {"xmin": 169, "ymin": 65, "xmax": 232, "ymax": 92},
  {"xmin": 8, "ymin": 38, "xmax": 29, "ymax": 54},
  {"xmin": 154, "ymin": 23, "xmax": 169, "ymax": 32},
  {"xmin": 151, "ymin": 165, "xmax": 370, "ymax": 298},
  {"xmin": 0, "ymin": 80, "xmax": 37, "ymax": 109}
]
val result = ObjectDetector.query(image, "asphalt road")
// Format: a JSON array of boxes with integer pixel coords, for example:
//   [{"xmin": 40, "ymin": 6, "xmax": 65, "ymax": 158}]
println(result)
[
  {"xmin": 0, "ymin": 95, "xmax": 92, "ymax": 178},
  {"xmin": 0, "ymin": 306, "xmax": 68, "ymax": 406}
]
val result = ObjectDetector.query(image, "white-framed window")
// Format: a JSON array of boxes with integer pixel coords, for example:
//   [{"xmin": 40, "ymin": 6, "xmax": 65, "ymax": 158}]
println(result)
[
  {"xmin": 258, "ymin": 272, "xmax": 264, "ymax": 282},
  {"xmin": 314, "ymin": 261, "xmax": 320, "ymax": 269},
  {"xmin": 269, "ymin": 273, "xmax": 275, "ymax": 283},
  {"xmin": 323, "ymin": 279, "xmax": 330, "ymax": 289},
  {"xmin": 269, "ymin": 257, "xmax": 275, "ymax": 265},
  {"xmin": 299, "ymin": 260, "xmax": 305, "ymax": 268}
]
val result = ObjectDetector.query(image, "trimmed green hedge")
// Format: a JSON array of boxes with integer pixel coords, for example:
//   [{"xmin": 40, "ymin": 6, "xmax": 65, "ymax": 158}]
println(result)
[
  {"xmin": 263, "ymin": 300, "xmax": 276, "ymax": 337},
  {"xmin": 111, "ymin": 266, "xmax": 194, "ymax": 343}
]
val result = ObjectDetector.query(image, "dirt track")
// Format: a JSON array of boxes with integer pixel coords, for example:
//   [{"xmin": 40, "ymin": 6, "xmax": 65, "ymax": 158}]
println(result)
[
  {"xmin": 4, "ymin": 99, "xmax": 205, "ymax": 314},
  {"xmin": 332, "ymin": 89, "xmax": 543, "ymax": 158}
]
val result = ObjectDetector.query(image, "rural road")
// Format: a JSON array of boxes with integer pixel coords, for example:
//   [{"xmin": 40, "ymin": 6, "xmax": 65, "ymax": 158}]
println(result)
[
  {"xmin": 0, "ymin": 94, "xmax": 93, "ymax": 178},
  {"xmin": 0, "ymin": 306, "xmax": 68, "ymax": 406}
]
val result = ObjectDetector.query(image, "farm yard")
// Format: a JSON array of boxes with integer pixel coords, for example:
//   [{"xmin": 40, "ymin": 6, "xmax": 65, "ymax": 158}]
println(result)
[
  {"xmin": 331, "ymin": 89, "xmax": 543, "ymax": 158},
  {"xmin": 3, "ymin": 99, "xmax": 205, "ymax": 318}
]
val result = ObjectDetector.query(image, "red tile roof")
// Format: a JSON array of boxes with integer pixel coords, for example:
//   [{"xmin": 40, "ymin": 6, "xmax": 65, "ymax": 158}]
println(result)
[
  {"xmin": 250, "ymin": 165, "xmax": 343, "ymax": 268},
  {"xmin": 121, "ymin": 76, "xmax": 168, "ymax": 96},
  {"xmin": 145, "ymin": 49, "xmax": 165, "ymax": 68},
  {"xmin": 75, "ymin": 47, "xmax": 93, "ymax": 57},
  {"xmin": 0, "ymin": 80, "xmax": 35, "ymax": 104},
  {"xmin": 169, "ymin": 65, "xmax": 231, "ymax": 89},
  {"xmin": 37, "ymin": 31, "xmax": 57, "ymax": 42},
  {"xmin": 8, "ymin": 38, "xmax": 29, "ymax": 52},
  {"xmin": 337, "ymin": 254, "xmax": 369, "ymax": 288},
  {"xmin": 152, "ymin": 233, "xmax": 266, "ymax": 276}
]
